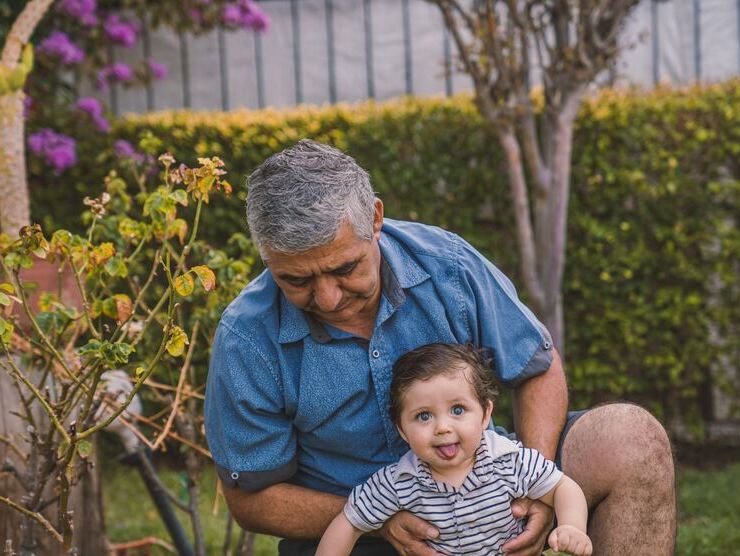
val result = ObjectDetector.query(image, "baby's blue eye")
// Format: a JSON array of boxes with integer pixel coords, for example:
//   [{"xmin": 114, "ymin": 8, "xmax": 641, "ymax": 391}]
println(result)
[
  {"xmin": 416, "ymin": 411, "xmax": 432, "ymax": 422},
  {"xmin": 451, "ymin": 405, "xmax": 465, "ymax": 416}
]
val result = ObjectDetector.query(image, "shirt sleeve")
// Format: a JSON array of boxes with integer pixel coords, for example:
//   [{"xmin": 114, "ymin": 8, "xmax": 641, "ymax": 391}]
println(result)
[
  {"xmin": 511, "ymin": 446, "xmax": 563, "ymax": 500},
  {"xmin": 204, "ymin": 321, "xmax": 297, "ymax": 492},
  {"xmin": 343, "ymin": 465, "xmax": 401, "ymax": 532},
  {"xmin": 455, "ymin": 234, "xmax": 554, "ymax": 386}
]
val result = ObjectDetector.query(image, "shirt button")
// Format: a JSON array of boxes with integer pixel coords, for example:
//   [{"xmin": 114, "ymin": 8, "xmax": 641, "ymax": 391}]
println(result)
[
  {"xmin": 371, "ymin": 349, "xmax": 380, "ymax": 359},
  {"xmin": 230, "ymin": 472, "xmax": 239, "ymax": 481}
]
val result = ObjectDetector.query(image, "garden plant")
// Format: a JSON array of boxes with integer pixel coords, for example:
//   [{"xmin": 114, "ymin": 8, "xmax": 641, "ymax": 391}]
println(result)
[{"xmin": 0, "ymin": 152, "xmax": 254, "ymax": 554}]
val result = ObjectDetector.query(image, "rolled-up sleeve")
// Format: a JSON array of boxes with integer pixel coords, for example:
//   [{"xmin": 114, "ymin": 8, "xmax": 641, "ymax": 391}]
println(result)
[
  {"xmin": 455, "ymin": 235, "xmax": 554, "ymax": 386},
  {"xmin": 205, "ymin": 321, "xmax": 296, "ymax": 492}
]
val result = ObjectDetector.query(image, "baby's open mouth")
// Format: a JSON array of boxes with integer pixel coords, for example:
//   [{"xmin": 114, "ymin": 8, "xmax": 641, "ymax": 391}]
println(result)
[{"xmin": 434, "ymin": 443, "xmax": 459, "ymax": 459}]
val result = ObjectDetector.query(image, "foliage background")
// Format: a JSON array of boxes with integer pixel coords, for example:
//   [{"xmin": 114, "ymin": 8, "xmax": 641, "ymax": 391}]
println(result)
[{"xmin": 29, "ymin": 80, "xmax": 740, "ymax": 434}]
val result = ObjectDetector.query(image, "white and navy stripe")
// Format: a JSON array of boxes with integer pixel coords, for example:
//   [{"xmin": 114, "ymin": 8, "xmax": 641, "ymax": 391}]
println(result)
[{"xmin": 343, "ymin": 431, "xmax": 562, "ymax": 556}]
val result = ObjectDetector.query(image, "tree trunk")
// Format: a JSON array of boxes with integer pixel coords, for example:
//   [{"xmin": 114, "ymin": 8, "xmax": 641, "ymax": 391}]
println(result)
[
  {"xmin": 0, "ymin": 90, "xmax": 31, "ymax": 236},
  {"xmin": 0, "ymin": 0, "xmax": 55, "ymax": 238}
]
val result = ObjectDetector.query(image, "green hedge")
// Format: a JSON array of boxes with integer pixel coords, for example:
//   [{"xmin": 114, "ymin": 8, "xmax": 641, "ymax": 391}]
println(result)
[{"xmin": 30, "ymin": 80, "xmax": 740, "ymax": 433}]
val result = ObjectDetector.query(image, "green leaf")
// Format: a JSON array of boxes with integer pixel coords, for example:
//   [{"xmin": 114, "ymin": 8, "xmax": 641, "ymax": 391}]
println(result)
[
  {"xmin": 170, "ymin": 189, "xmax": 188, "ymax": 207},
  {"xmin": 100, "ymin": 342, "xmax": 135, "ymax": 366},
  {"xmin": 135, "ymin": 366, "xmax": 146, "ymax": 380},
  {"xmin": 76, "ymin": 441, "xmax": 92, "ymax": 458},
  {"xmin": 105, "ymin": 256, "xmax": 129, "ymax": 278},
  {"xmin": 102, "ymin": 298, "xmax": 118, "ymax": 320},
  {"xmin": 0, "ymin": 292, "xmax": 10, "ymax": 306},
  {"xmin": 0, "ymin": 318, "xmax": 14, "ymax": 344},
  {"xmin": 192, "ymin": 265, "xmax": 216, "ymax": 292},
  {"xmin": 0, "ymin": 283, "xmax": 14, "ymax": 294},
  {"xmin": 174, "ymin": 273, "xmax": 195, "ymax": 297},
  {"xmin": 165, "ymin": 326, "xmax": 189, "ymax": 357},
  {"xmin": 36, "ymin": 311, "xmax": 67, "ymax": 335}
]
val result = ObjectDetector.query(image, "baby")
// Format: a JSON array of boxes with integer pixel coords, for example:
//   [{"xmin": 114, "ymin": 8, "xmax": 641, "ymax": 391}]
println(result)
[{"xmin": 317, "ymin": 343, "xmax": 592, "ymax": 555}]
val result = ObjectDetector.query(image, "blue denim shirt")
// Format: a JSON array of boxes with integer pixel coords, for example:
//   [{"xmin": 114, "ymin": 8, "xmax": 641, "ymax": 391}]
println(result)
[{"xmin": 205, "ymin": 219, "xmax": 553, "ymax": 496}]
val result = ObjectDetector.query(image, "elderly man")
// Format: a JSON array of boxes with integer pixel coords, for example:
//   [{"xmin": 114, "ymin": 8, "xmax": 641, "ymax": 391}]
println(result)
[{"xmin": 204, "ymin": 140, "xmax": 675, "ymax": 555}]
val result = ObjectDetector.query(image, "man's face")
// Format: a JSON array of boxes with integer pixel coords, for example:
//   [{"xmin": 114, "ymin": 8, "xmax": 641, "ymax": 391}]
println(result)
[{"xmin": 264, "ymin": 200, "xmax": 384, "ymax": 330}]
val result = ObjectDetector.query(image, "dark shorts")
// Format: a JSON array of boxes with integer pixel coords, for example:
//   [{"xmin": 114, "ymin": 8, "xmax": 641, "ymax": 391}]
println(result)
[{"xmin": 278, "ymin": 410, "xmax": 587, "ymax": 556}]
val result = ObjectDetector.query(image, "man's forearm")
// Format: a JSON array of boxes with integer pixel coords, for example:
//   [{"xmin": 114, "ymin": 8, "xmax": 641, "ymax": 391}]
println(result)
[
  {"xmin": 512, "ymin": 349, "xmax": 568, "ymax": 460},
  {"xmin": 223, "ymin": 481, "xmax": 345, "ymax": 539}
]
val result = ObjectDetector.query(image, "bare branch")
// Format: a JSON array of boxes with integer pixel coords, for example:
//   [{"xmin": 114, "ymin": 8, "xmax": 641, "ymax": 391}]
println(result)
[
  {"xmin": 151, "ymin": 322, "xmax": 199, "ymax": 451},
  {"xmin": 0, "ymin": 495, "xmax": 62, "ymax": 544}
]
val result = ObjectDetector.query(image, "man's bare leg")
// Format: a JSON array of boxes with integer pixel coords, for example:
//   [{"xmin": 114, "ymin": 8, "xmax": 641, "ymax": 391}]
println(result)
[{"xmin": 560, "ymin": 403, "xmax": 676, "ymax": 554}]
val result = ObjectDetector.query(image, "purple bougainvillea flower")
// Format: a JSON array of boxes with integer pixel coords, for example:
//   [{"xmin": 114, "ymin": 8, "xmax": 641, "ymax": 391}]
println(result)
[
  {"xmin": 221, "ymin": 0, "xmax": 268, "ymax": 30},
  {"xmin": 92, "ymin": 115, "xmax": 111, "ymax": 132},
  {"xmin": 147, "ymin": 60, "xmax": 168, "ymax": 80},
  {"xmin": 222, "ymin": 4, "xmax": 243, "ymax": 26},
  {"xmin": 97, "ymin": 63, "xmax": 134, "ymax": 89},
  {"xmin": 76, "ymin": 97, "xmax": 103, "ymax": 118},
  {"xmin": 58, "ymin": 0, "xmax": 98, "ymax": 26},
  {"xmin": 76, "ymin": 97, "xmax": 110, "ymax": 131},
  {"xmin": 23, "ymin": 95, "xmax": 33, "ymax": 118},
  {"xmin": 38, "ymin": 31, "xmax": 85, "ymax": 65},
  {"xmin": 27, "ymin": 129, "xmax": 77, "ymax": 174},
  {"xmin": 241, "ymin": 9, "xmax": 269, "ymax": 31},
  {"xmin": 113, "ymin": 140, "xmax": 138, "ymax": 158},
  {"xmin": 104, "ymin": 14, "xmax": 139, "ymax": 48}
]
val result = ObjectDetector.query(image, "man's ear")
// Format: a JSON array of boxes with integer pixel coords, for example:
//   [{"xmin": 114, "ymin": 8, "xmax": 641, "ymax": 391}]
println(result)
[
  {"xmin": 372, "ymin": 198, "xmax": 384, "ymax": 240},
  {"xmin": 396, "ymin": 424, "xmax": 408, "ymax": 443}
]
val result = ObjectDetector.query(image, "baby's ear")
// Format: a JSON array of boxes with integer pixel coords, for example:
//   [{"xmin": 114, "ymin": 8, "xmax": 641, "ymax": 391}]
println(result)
[
  {"xmin": 483, "ymin": 400, "xmax": 494, "ymax": 424},
  {"xmin": 396, "ymin": 425, "xmax": 408, "ymax": 443}
]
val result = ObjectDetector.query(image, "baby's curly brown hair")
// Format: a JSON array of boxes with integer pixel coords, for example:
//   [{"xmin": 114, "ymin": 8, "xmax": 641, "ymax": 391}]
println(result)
[{"xmin": 389, "ymin": 343, "xmax": 499, "ymax": 425}]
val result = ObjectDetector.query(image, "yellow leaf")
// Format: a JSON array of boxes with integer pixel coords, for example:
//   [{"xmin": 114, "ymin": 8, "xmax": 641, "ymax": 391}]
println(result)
[
  {"xmin": 165, "ymin": 326, "xmax": 189, "ymax": 357},
  {"xmin": 192, "ymin": 265, "xmax": 216, "ymax": 292},
  {"xmin": 174, "ymin": 273, "xmax": 195, "ymax": 297},
  {"xmin": 92, "ymin": 242, "xmax": 116, "ymax": 266},
  {"xmin": 113, "ymin": 294, "xmax": 133, "ymax": 323}
]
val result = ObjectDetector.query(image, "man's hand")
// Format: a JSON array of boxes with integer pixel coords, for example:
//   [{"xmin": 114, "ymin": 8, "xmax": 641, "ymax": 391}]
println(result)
[
  {"xmin": 378, "ymin": 511, "xmax": 442, "ymax": 556},
  {"xmin": 501, "ymin": 498, "xmax": 554, "ymax": 556}
]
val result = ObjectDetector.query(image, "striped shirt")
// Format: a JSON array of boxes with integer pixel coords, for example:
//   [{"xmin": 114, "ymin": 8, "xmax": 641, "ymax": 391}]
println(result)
[{"xmin": 343, "ymin": 431, "xmax": 562, "ymax": 555}]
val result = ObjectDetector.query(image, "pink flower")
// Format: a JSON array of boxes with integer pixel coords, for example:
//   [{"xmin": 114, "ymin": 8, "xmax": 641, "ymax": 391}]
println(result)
[
  {"xmin": 222, "ymin": 0, "xmax": 269, "ymax": 31},
  {"xmin": 76, "ymin": 97, "xmax": 110, "ymax": 131},
  {"xmin": 38, "ymin": 31, "xmax": 85, "ymax": 65},
  {"xmin": 27, "ymin": 129, "xmax": 77, "ymax": 174},
  {"xmin": 58, "ymin": 0, "xmax": 98, "ymax": 27},
  {"xmin": 222, "ymin": 4, "xmax": 242, "ymax": 26},
  {"xmin": 147, "ymin": 60, "xmax": 168, "ymax": 80},
  {"xmin": 114, "ymin": 139, "xmax": 137, "ymax": 158},
  {"xmin": 76, "ymin": 97, "xmax": 103, "ymax": 118},
  {"xmin": 23, "ymin": 95, "xmax": 33, "ymax": 118},
  {"xmin": 104, "ymin": 14, "xmax": 139, "ymax": 48},
  {"xmin": 97, "ymin": 63, "xmax": 134, "ymax": 89}
]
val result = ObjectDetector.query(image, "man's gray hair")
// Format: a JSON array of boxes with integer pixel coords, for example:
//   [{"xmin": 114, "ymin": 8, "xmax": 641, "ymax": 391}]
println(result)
[{"xmin": 246, "ymin": 139, "xmax": 376, "ymax": 255}]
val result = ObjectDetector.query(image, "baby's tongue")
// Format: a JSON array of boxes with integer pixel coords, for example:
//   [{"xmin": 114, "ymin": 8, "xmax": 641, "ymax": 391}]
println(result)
[{"xmin": 436, "ymin": 443, "xmax": 458, "ymax": 459}]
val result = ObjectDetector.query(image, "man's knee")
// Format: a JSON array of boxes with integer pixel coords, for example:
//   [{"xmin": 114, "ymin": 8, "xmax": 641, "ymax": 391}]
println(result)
[{"xmin": 562, "ymin": 403, "xmax": 674, "ymax": 497}]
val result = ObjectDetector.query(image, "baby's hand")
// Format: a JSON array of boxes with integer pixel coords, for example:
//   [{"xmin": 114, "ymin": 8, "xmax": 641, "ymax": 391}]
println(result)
[{"xmin": 547, "ymin": 524, "xmax": 592, "ymax": 556}]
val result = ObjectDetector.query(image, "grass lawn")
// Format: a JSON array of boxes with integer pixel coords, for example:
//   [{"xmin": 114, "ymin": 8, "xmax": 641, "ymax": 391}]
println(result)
[{"xmin": 103, "ymin": 457, "xmax": 740, "ymax": 555}]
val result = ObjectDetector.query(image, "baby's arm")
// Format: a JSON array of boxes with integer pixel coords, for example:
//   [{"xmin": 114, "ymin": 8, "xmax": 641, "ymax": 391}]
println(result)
[
  {"xmin": 316, "ymin": 512, "xmax": 364, "ymax": 556},
  {"xmin": 537, "ymin": 475, "xmax": 592, "ymax": 556}
]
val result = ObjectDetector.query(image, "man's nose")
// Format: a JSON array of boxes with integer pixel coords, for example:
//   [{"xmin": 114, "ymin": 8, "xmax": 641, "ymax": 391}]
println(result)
[{"xmin": 313, "ymin": 278, "xmax": 342, "ymax": 312}]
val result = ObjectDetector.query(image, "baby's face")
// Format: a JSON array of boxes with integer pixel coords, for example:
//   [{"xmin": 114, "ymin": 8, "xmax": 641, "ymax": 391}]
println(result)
[{"xmin": 396, "ymin": 366, "xmax": 493, "ymax": 480}]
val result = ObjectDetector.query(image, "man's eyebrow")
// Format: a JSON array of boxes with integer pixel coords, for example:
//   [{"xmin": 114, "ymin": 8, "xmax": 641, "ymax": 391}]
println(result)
[{"xmin": 277, "ymin": 257, "xmax": 362, "ymax": 281}]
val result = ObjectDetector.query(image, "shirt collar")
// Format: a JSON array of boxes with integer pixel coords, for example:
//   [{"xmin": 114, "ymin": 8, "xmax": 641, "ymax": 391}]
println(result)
[
  {"xmin": 395, "ymin": 430, "xmax": 520, "ymax": 488},
  {"xmin": 276, "ymin": 230, "xmax": 430, "ymax": 344}
]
